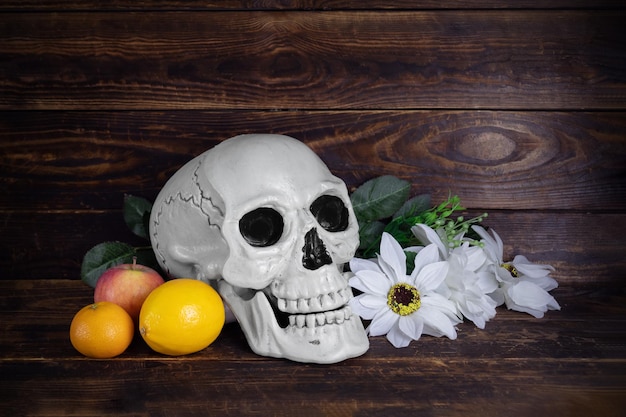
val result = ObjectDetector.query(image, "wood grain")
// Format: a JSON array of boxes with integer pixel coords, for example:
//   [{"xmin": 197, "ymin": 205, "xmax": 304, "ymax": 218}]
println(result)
[
  {"xmin": 1, "ymin": 357, "xmax": 624, "ymax": 417},
  {"xmin": 1, "ymin": 11, "xmax": 625, "ymax": 110},
  {"xmin": 1, "ymin": 0, "xmax": 625, "ymax": 11},
  {"xmin": 2, "ymin": 111, "xmax": 625, "ymax": 211},
  {"xmin": 1, "ymin": 279, "xmax": 625, "ymax": 417}
]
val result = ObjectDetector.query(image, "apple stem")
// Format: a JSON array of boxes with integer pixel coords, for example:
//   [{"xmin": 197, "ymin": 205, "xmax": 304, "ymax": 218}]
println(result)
[{"xmin": 132, "ymin": 256, "xmax": 137, "ymax": 269}]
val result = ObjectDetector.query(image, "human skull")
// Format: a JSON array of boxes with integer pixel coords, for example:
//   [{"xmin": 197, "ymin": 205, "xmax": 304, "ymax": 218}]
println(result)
[{"xmin": 150, "ymin": 134, "xmax": 369, "ymax": 363}]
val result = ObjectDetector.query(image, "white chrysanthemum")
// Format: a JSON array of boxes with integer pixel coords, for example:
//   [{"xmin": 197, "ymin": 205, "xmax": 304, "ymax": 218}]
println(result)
[
  {"xmin": 412, "ymin": 223, "xmax": 498, "ymax": 328},
  {"xmin": 471, "ymin": 225, "xmax": 561, "ymax": 318},
  {"xmin": 445, "ymin": 245, "xmax": 498, "ymax": 329},
  {"xmin": 349, "ymin": 232, "xmax": 461, "ymax": 348}
]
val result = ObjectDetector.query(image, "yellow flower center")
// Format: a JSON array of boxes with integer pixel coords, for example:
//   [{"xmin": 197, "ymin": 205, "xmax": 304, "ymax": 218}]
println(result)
[
  {"xmin": 387, "ymin": 283, "xmax": 421, "ymax": 316},
  {"xmin": 502, "ymin": 263, "xmax": 519, "ymax": 277}
]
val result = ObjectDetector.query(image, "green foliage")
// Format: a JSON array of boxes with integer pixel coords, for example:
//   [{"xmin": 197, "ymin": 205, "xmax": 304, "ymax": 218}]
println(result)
[
  {"xmin": 394, "ymin": 194, "xmax": 431, "ymax": 219},
  {"xmin": 383, "ymin": 194, "xmax": 465, "ymax": 248},
  {"xmin": 350, "ymin": 176, "xmax": 485, "ymax": 267},
  {"xmin": 351, "ymin": 176, "xmax": 445, "ymax": 259},
  {"xmin": 357, "ymin": 220, "xmax": 386, "ymax": 252},
  {"xmin": 351, "ymin": 175, "xmax": 411, "ymax": 223},
  {"xmin": 123, "ymin": 194, "xmax": 153, "ymax": 240}
]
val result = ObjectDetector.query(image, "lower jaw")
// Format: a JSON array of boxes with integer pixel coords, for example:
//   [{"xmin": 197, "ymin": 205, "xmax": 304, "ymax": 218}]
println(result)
[
  {"xmin": 277, "ymin": 313, "xmax": 371, "ymax": 363},
  {"xmin": 219, "ymin": 280, "xmax": 370, "ymax": 363}
]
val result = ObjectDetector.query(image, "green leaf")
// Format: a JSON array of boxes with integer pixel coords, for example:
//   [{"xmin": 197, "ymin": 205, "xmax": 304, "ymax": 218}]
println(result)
[
  {"xmin": 358, "ymin": 220, "xmax": 386, "ymax": 250},
  {"xmin": 405, "ymin": 250, "xmax": 417, "ymax": 274},
  {"xmin": 351, "ymin": 175, "xmax": 410, "ymax": 223},
  {"xmin": 80, "ymin": 242, "xmax": 136, "ymax": 288},
  {"xmin": 393, "ymin": 194, "xmax": 431, "ymax": 219},
  {"xmin": 355, "ymin": 221, "xmax": 387, "ymax": 259},
  {"xmin": 123, "ymin": 195, "xmax": 153, "ymax": 239}
]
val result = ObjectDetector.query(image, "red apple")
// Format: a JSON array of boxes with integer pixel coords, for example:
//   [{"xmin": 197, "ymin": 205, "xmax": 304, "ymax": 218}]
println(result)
[{"xmin": 94, "ymin": 257, "xmax": 165, "ymax": 322}]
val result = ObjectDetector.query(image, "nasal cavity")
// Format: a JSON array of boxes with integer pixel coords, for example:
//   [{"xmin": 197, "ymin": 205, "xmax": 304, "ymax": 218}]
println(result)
[{"xmin": 302, "ymin": 228, "xmax": 332, "ymax": 270}]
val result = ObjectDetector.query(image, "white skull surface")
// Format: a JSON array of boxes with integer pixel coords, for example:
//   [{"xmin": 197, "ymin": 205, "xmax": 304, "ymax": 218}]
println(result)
[{"xmin": 150, "ymin": 134, "xmax": 369, "ymax": 363}]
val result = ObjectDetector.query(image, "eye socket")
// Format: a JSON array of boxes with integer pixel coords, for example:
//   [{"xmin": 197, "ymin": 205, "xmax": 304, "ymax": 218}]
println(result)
[
  {"xmin": 310, "ymin": 195, "xmax": 349, "ymax": 232},
  {"xmin": 239, "ymin": 207, "xmax": 284, "ymax": 247}
]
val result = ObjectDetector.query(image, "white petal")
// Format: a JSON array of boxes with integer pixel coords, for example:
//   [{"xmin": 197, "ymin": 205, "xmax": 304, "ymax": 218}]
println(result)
[
  {"xmin": 506, "ymin": 299, "xmax": 561, "ymax": 319},
  {"xmin": 349, "ymin": 270, "xmax": 391, "ymax": 295},
  {"xmin": 422, "ymin": 293, "xmax": 460, "ymax": 319},
  {"xmin": 471, "ymin": 225, "xmax": 491, "ymax": 243},
  {"xmin": 359, "ymin": 293, "xmax": 388, "ymax": 310},
  {"xmin": 414, "ymin": 261, "xmax": 449, "ymax": 292},
  {"xmin": 512, "ymin": 255, "xmax": 555, "ymax": 275},
  {"xmin": 464, "ymin": 245, "xmax": 488, "ymax": 271},
  {"xmin": 436, "ymin": 279, "xmax": 453, "ymax": 299},
  {"xmin": 504, "ymin": 300, "xmax": 545, "ymax": 318},
  {"xmin": 461, "ymin": 297, "xmax": 496, "ymax": 328},
  {"xmin": 472, "ymin": 226, "xmax": 502, "ymax": 263},
  {"xmin": 496, "ymin": 265, "xmax": 516, "ymax": 283},
  {"xmin": 410, "ymin": 243, "xmax": 442, "ymax": 280},
  {"xmin": 522, "ymin": 274, "xmax": 559, "ymax": 291},
  {"xmin": 411, "ymin": 224, "xmax": 448, "ymax": 259},
  {"xmin": 507, "ymin": 280, "xmax": 560, "ymax": 312},
  {"xmin": 491, "ymin": 228, "xmax": 505, "ymax": 258},
  {"xmin": 378, "ymin": 233, "xmax": 407, "ymax": 280},
  {"xmin": 507, "ymin": 280, "xmax": 550, "ymax": 308},
  {"xmin": 488, "ymin": 288, "xmax": 506, "ymax": 307},
  {"xmin": 349, "ymin": 296, "xmax": 379, "ymax": 320},
  {"xmin": 467, "ymin": 312, "xmax": 488, "ymax": 329},
  {"xmin": 463, "ymin": 298, "xmax": 485, "ymax": 315},
  {"xmin": 475, "ymin": 270, "xmax": 500, "ymax": 293},
  {"xmin": 398, "ymin": 314, "xmax": 424, "ymax": 341},
  {"xmin": 547, "ymin": 294, "xmax": 561, "ymax": 310},
  {"xmin": 350, "ymin": 257, "xmax": 381, "ymax": 274},
  {"xmin": 387, "ymin": 322, "xmax": 413, "ymax": 347},
  {"xmin": 419, "ymin": 305, "xmax": 458, "ymax": 339},
  {"xmin": 368, "ymin": 307, "xmax": 398, "ymax": 337},
  {"xmin": 405, "ymin": 245, "xmax": 424, "ymax": 254}
]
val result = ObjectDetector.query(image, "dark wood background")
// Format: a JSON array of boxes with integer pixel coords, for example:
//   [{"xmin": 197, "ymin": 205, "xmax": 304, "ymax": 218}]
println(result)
[
  {"xmin": 1, "ymin": 0, "xmax": 625, "ymax": 328},
  {"xmin": 1, "ymin": 2, "xmax": 626, "ymax": 417},
  {"xmin": 1, "ymin": 1, "xmax": 625, "ymax": 286}
]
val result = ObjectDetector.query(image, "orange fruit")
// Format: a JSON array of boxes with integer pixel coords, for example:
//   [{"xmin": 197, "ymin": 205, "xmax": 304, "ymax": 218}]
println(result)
[
  {"xmin": 69, "ymin": 301, "xmax": 134, "ymax": 358},
  {"xmin": 139, "ymin": 279, "xmax": 225, "ymax": 356}
]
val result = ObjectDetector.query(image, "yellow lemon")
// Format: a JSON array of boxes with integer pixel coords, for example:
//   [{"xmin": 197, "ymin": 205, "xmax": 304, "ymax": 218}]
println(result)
[{"xmin": 139, "ymin": 278, "xmax": 225, "ymax": 356}]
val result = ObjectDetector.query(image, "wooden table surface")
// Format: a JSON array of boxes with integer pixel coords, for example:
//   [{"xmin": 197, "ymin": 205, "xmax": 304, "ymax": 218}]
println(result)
[{"xmin": 1, "ymin": 279, "xmax": 625, "ymax": 417}]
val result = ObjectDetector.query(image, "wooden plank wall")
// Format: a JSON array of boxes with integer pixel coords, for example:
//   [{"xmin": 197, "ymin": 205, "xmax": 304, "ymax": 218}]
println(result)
[{"xmin": 1, "ymin": 1, "xmax": 625, "ymax": 287}]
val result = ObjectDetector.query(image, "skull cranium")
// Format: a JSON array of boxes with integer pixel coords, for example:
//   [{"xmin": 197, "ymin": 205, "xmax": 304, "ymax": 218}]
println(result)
[{"xmin": 150, "ymin": 134, "xmax": 369, "ymax": 363}]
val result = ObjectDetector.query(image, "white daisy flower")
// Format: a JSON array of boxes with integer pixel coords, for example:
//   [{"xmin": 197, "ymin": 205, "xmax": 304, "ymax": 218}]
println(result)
[
  {"xmin": 349, "ymin": 232, "xmax": 461, "ymax": 348},
  {"xmin": 471, "ymin": 225, "xmax": 561, "ymax": 318}
]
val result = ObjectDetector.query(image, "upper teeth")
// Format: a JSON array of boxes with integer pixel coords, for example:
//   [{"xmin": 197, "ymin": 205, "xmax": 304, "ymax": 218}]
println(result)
[{"xmin": 276, "ymin": 288, "xmax": 351, "ymax": 314}]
